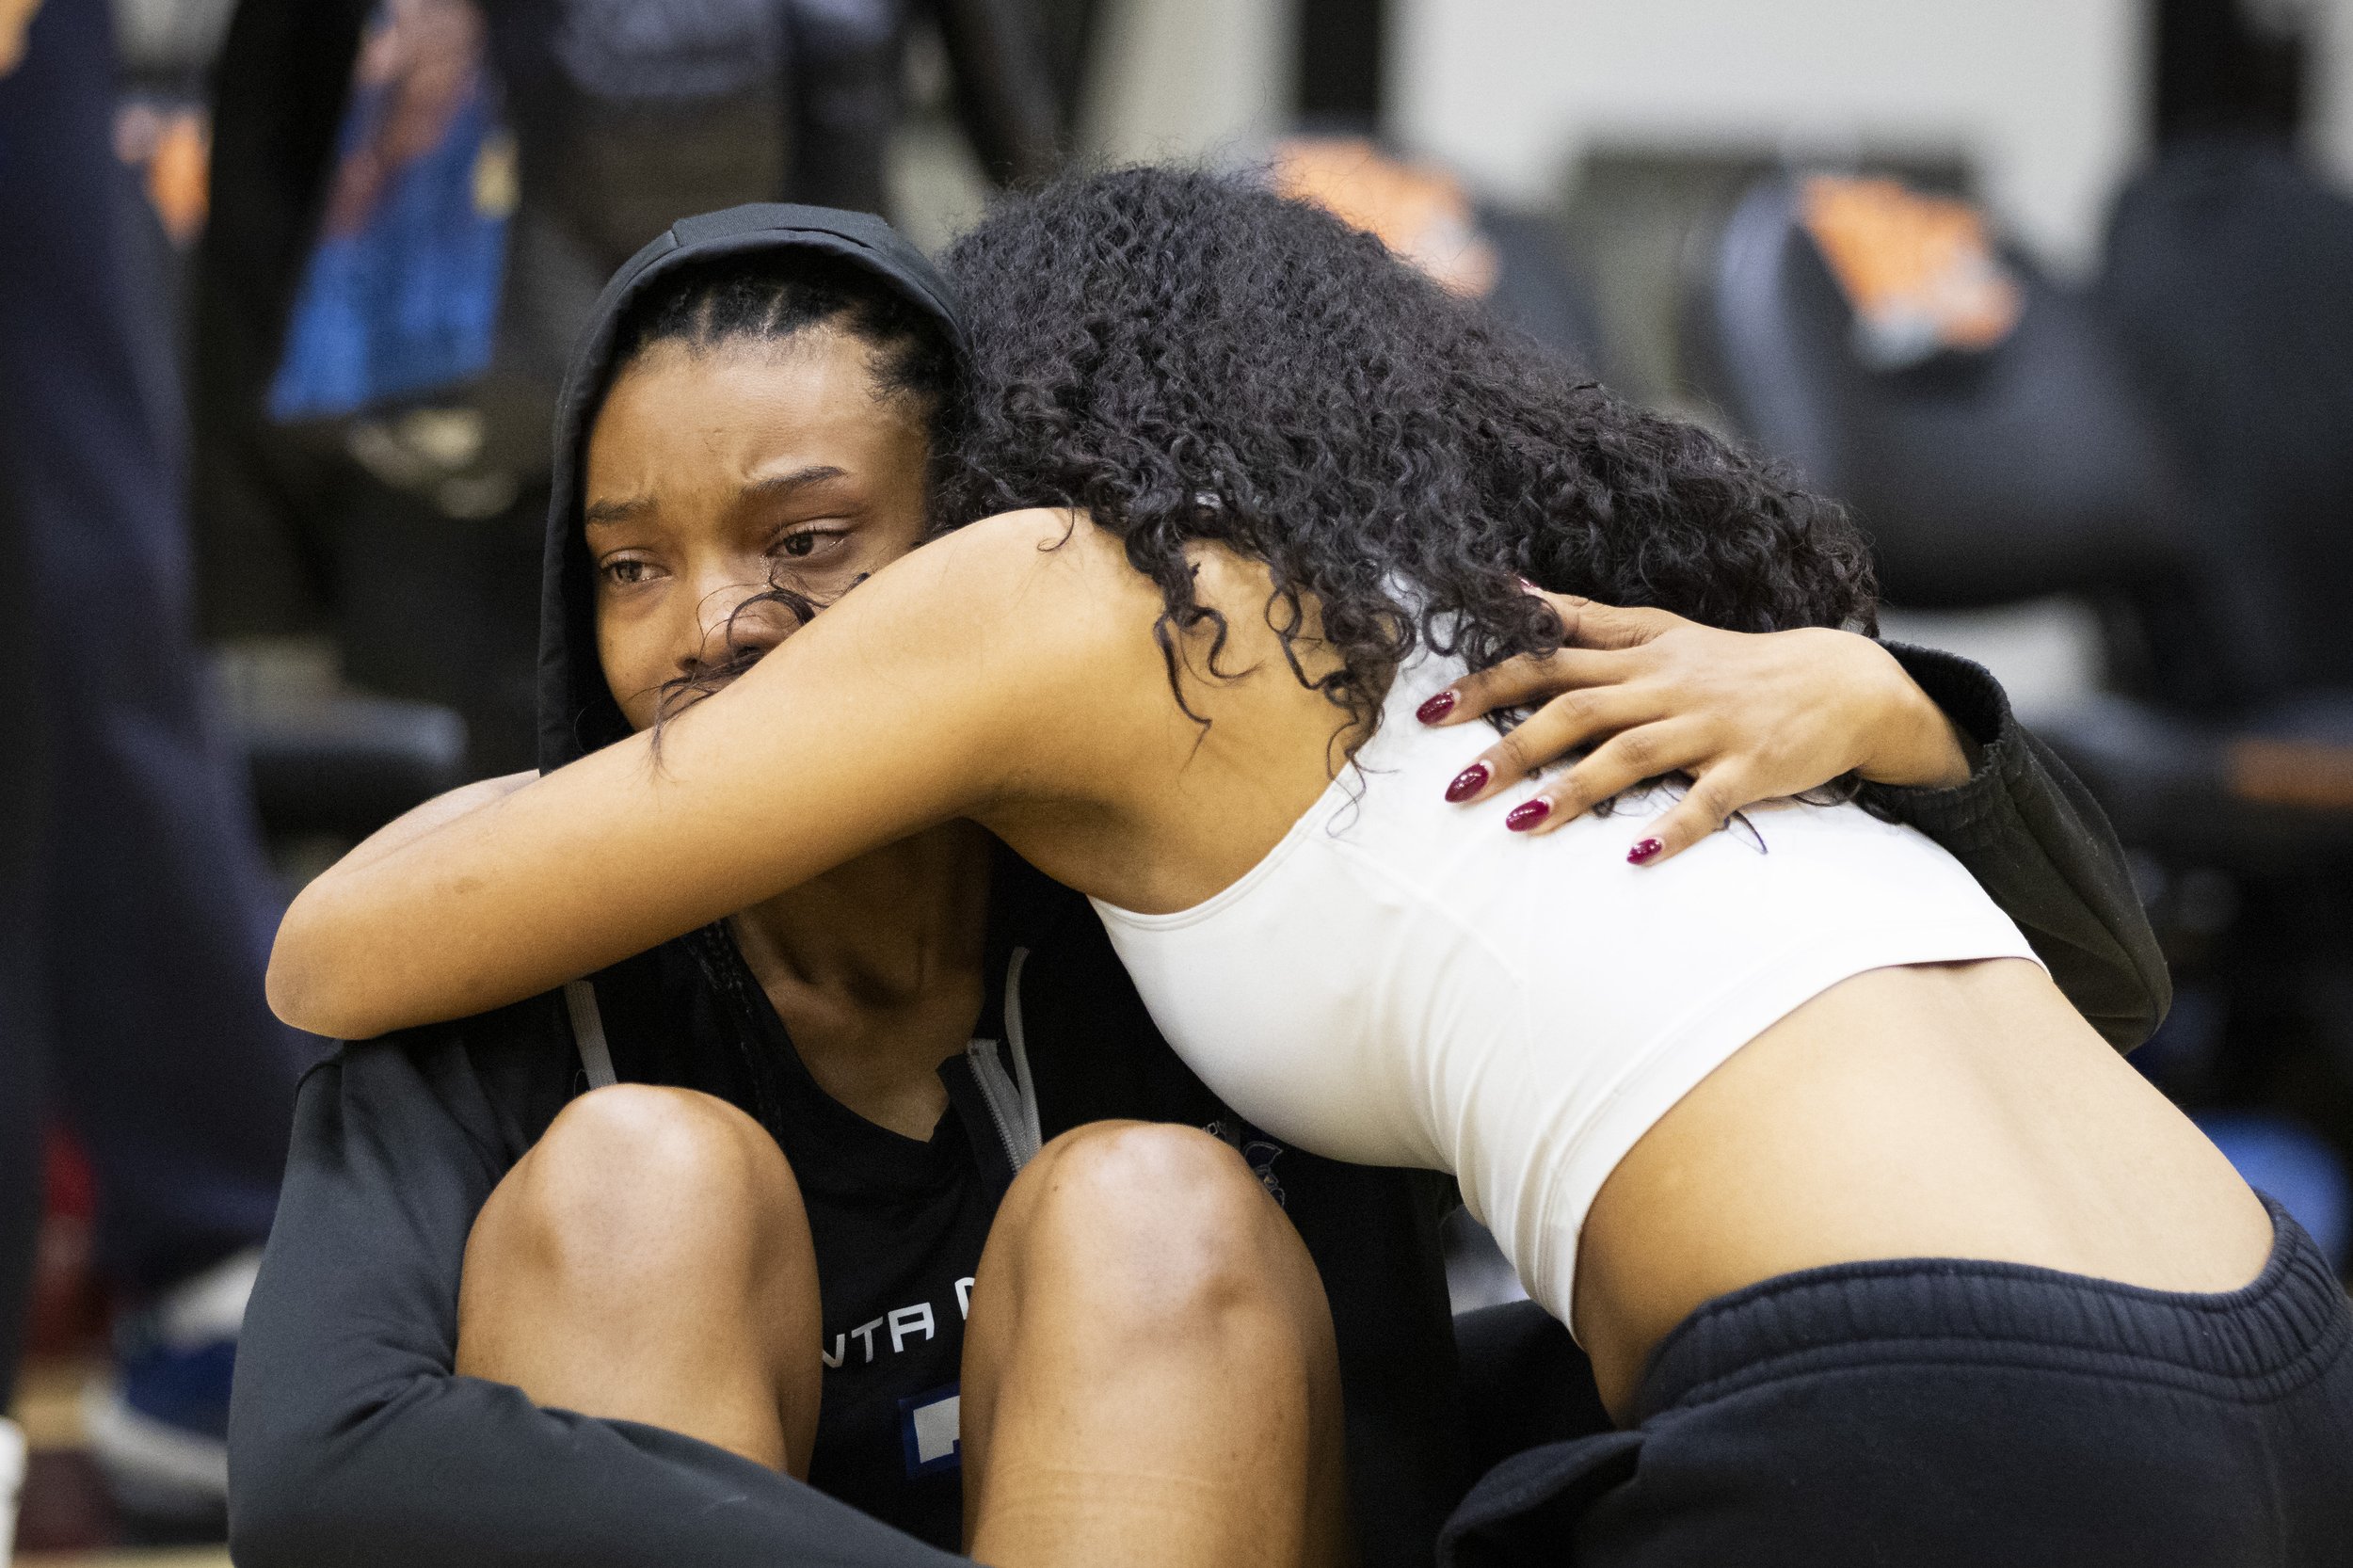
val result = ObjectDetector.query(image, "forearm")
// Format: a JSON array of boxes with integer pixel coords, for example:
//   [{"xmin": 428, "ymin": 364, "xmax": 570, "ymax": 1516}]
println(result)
[
  {"xmin": 331, "ymin": 771, "xmax": 537, "ymax": 876},
  {"xmin": 266, "ymin": 696, "xmax": 912, "ymax": 1037},
  {"xmin": 268, "ymin": 510, "xmax": 1103, "ymax": 1039},
  {"xmin": 235, "ymin": 1368, "xmax": 962, "ymax": 1568}
]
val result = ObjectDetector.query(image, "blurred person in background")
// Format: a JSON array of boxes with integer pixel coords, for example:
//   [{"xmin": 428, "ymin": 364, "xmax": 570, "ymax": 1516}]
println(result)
[
  {"xmin": 8, "ymin": 0, "xmax": 1063, "ymax": 1532},
  {"xmin": 193, "ymin": 0, "xmax": 1061, "ymax": 774},
  {"xmin": 0, "ymin": 0, "xmax": 308, "ymax": 1532}
]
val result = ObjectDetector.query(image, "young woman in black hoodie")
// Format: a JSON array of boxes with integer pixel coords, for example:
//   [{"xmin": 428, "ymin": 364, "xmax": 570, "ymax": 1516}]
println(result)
[{"xmin": 233, "ymin": 204, "xmax": 2175, "ymax": 1568}]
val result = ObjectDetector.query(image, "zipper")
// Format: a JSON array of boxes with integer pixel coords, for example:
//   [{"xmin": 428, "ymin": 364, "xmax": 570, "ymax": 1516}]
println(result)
[
  {"xmin": 565, "ymin": 980, "xmax": 616, "ymax": 1090},
  {"xmin": 965, "ymin": 947, "xmax": 1042, "ymax": 1170}
]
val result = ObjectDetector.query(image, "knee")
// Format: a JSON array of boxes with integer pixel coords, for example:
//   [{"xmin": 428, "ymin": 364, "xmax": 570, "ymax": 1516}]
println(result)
[
  {"xmin": 1005, "ymin": 1121, "xmax": 1305, "ymax": 1328},
  {"xmin": 471, "ymin": 1085, "xmax": 799, "ymax": 1289}
]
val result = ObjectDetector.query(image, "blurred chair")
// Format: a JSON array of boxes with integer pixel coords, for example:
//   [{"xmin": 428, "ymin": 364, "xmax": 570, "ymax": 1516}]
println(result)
[
  {"xmin": 211, "ymin": 637, "xmax": 470, "ymax": 850},
  {"xmin": 1268, "ymin": 136, "xmax": 1607, "ymax": 375},
  {"xmin": 1686, "ymin": 173, "xmax": 2353, "ymax": 1259},
  {"xmin": 1480, "ymin": 205, "xmax": 1609, "ymax": 376},
  {"xmin": 1683, "ymin": 175, "xmax": 2353, "ymax": 871},
  {"xmin": 236, "ymin": 694, "xmax": 468, "ymax": 843}
]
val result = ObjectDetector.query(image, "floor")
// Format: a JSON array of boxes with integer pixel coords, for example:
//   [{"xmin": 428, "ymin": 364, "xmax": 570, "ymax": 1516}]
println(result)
[
  {"xmin": 16, "ymin": 1544, "xmax": 232, "ymax": 1553},
  {"xmin": 9, "ymin": 1358, "xmax": 229, "ymax": 1568}
]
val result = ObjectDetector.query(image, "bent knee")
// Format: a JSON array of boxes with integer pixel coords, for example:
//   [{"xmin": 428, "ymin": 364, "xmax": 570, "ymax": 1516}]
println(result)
[
  {"xmin": 472, "ymin": 1085, "xmax": 799, "ymax": 1281},
  {"xmin": 1007, "ymin": 1122, "xmax": 1306, "ymax": 1319},
  {"xmin": 1024, "ymin": 1121, "xmax": 1273, "ymax": 1224}
]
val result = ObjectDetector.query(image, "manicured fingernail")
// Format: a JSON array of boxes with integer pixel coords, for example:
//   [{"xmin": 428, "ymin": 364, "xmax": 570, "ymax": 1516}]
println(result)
[
  {"xmin": 1627, "ymin": 838, "xmax": 1663, "ymax": 864},
  {"xmin": 1446, "ymin": 762, "xmax": 1490, "ymax": 803},
  {"xmin": 1417, "ymin": 690, "xmax": 1457, "ymax": 724},
  {"xmin": 1517, "ymin": 576, "xmax": 1542, "ymax": 593},
  {"xmin": 1505, "ymin": 799, "xmax": 1551, "ymax": 832}
]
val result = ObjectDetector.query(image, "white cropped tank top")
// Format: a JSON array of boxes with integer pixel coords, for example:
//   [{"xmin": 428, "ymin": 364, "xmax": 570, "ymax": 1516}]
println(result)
[{"xmin": 1090, "ymin": 651, "xmax": 2040, "ymax": 1323}]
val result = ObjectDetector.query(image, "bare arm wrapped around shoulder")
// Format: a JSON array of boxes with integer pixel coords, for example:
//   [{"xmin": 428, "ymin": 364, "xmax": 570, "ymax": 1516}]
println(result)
[{"xmin": 268, "ymin": 511, "xmax": 1129, "ymax": 1039}]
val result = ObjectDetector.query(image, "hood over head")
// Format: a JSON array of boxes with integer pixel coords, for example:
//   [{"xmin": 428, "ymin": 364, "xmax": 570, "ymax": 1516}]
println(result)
[{"xmin": 536, "ymin": 203, "xmax": 967, "ymax": 774}]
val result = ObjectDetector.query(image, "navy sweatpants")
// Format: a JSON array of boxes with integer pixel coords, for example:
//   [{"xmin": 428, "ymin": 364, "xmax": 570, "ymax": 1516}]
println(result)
[
  {"xmin": 0, "ymin": 0, "xmax": 303, "ymax": 1398},
  {"xmin": 1443, "ymin": 1197, "xmax": 2353, "ymax": 1567}
]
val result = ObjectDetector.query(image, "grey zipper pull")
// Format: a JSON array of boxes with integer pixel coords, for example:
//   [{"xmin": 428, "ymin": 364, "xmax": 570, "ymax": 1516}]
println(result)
[
  {"xmin": 966, "ymin": 945, "xmax": 1044, "ymax": 1168},
  {"xmin": 965, "ymin": 1037, "xmax": 1040, "ymax": 1170},
  {"xmin": 565, "ymin": 980, "xmax": 616, "ymax": 1090}
]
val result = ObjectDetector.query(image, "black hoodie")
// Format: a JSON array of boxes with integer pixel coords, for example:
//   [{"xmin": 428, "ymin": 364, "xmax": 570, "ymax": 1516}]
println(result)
[{"xmin": 227, "ymin": 205, "xmax": 2172, "ymax": 1568}]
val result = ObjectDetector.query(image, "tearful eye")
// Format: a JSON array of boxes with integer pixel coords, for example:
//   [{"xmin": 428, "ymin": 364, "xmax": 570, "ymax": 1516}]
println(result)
[{"xmin": 774, "ymin": 527, "xmax": 844, "ymax": 561}]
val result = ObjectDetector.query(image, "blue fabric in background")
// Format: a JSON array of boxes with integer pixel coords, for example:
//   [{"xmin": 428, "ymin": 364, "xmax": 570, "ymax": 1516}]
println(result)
[
  {"xmin": 268, "ymin": 5, "xmax": 509, "ymax": 422},
  {"xmin": 2196, "ymin": 1111, "xmax": 2352, "ymax": 1271}
]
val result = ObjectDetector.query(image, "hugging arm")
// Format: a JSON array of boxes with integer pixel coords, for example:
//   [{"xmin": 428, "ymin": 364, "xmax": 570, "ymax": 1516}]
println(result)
[{"xmin": 269, "ymin": 511, "xmax": 1112, "ymax": 1040}]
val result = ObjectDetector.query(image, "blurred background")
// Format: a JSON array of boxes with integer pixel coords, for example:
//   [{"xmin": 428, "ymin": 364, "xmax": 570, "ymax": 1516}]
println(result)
[{"xmin": 4, "ymin": 0, "xmax": 2352, "ymax": 1560}]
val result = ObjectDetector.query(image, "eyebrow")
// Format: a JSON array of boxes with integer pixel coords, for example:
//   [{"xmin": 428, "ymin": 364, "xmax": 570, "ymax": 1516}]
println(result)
[
  {"xmin": 583, "ymin": 497, "xmax": 650, "ymax": 528},
  {"xmin": 740, "ymin": 464, "xmax": 850, "ymax": 504},
  {"xmin": 583, "ymin": 465, "xmax": 850, "ymax": 530}
]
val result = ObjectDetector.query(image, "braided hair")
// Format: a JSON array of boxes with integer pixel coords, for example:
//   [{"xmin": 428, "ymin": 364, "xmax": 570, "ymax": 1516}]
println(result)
[{"xmin": 610, "ymin": 250, "xmax": 961, "ymax": 445}]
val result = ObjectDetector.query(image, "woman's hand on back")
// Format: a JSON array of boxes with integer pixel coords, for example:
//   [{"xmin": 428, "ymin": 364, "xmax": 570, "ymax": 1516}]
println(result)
[{"xmin": 1421, "ymin": 590, "xmax": 1976, "ymax": 864}]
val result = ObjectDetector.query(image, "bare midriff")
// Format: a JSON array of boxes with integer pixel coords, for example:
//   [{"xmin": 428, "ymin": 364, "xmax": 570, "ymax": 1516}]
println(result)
[{"xmin": 1572, "ymin": 956, "xmax": 2275, "ymax": 1420}]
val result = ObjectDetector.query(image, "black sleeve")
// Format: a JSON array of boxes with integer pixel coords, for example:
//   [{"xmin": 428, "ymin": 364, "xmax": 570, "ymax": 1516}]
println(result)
[
  {"xmin": 228, "ymin": 1018, "xmax": 965, "ymax": 1568},
  {"xmin": 1862, "ymin": 644, "xmax": 2170, "ymax": 1052}
]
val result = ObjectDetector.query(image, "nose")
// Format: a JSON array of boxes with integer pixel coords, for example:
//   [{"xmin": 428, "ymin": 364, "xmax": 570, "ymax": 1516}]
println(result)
[{"xmin": 680, "ymin": 578, "xmax": 796, "ymax": 680}]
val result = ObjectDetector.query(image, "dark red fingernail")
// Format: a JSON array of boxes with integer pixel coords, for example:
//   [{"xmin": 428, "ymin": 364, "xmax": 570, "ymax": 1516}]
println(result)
[
  {"xmin": 1627, "ymin": 838, "xmax": 1663, "ymax": 864},
  {"xmin": 1416, "ymin": 690, "xmax": 1457, "ymax": 724},
  {"xmin": 1446, "ymin": 762, "xmax": 1490, "ymax": 803},
  {"xmin": 1505, "ymin": 799, "xmax": 1551, "ymax": 832}
]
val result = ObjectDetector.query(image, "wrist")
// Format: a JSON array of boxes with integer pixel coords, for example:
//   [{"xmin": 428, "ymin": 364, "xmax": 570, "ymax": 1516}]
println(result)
[{"xmin": 1855, "ymin": 644, "xmax": 1977, "ymax": 789}]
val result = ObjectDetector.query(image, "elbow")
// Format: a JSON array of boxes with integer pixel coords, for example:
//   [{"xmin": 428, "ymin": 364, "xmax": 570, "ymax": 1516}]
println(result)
[
  {"xmin": 229, "ymin": 1431, "xmax": 345, "ymax": 1568},
  {"xmin": 264, "ymin": 918, "xmax": 336, "ymax": 1037},
  {"xmin": 266, "ymin": 890, "xmax": 381, "ymax": 1040},
  {"xmin": 228, "ymin": 1480, "xmax": 318, "ymax": 1568},
  {"xmin": 229, "ymin": 1375, "xmax": 408, "ymax": 1568},
  {"xmin": 263, "ymin": 942, "xmax": 319, "ymax": 1035}
]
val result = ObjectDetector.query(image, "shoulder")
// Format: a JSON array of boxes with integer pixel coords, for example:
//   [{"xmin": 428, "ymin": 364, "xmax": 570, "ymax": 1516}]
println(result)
[
  {"xmin": 902, "ymin": 508, "xmax": 1141, "ymax": 604},
  {"xmin": 864, "ymin": 508, "xmax": 1160, "ymax": 669}
]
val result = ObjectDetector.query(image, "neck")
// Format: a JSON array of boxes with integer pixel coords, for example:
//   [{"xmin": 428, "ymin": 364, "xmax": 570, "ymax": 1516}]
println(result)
[{"xmin": 727, "ymin": 821, "xmax": 994, "ymax": 1140}]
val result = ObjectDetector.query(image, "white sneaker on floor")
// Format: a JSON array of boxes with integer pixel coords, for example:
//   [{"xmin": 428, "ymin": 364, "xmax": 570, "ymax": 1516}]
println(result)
[
  {"xmin": 82, "ymin": 1248, "xmax": 259, "ymax": 1525},
  {"xmin": 2, "ymin": 1415, "xmax": 26, "ymax": 1567}
]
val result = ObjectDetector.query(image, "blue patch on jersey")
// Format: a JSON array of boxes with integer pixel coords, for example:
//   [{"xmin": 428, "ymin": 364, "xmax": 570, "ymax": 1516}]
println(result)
[{"xmin": 900, "ymin": 1383, "xmax": 962, "ymax": 1477}]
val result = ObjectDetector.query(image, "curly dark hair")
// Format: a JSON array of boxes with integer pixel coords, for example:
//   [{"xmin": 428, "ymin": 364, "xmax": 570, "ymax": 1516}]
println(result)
[{"xmin": 934, "ymin": 165, "xmax": 1877, "ymax": 734}]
